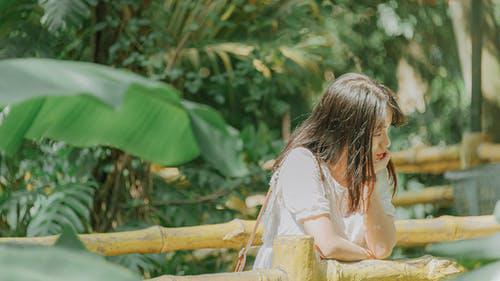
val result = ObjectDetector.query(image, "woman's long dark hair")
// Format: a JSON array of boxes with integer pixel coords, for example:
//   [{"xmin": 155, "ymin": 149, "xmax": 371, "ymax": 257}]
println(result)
[{"xmin": 273, "ymin": 73, "xmax": 405, "ymax": 214}]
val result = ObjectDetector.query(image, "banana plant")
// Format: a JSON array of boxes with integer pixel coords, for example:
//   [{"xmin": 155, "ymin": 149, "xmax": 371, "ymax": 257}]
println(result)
[
  {"xmin": 0, "ymin": 58, "xmax": 248, "ymax": 177},
  {"xmin": 0, "ymin": 225, "xmax": 140, "ymax": 281}
]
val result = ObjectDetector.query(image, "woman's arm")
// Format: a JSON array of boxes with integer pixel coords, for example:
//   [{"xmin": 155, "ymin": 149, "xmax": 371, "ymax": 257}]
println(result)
[
  {"xmin": 364, "ymin": 190, "xmax": 397, "ymax": 259},
  {"xmin": 302, "ymin": 214, "xmax": 374, "ymax": 261}
]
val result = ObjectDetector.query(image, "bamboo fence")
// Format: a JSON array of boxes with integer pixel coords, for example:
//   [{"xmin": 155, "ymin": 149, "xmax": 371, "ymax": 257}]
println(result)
[
  {"xmin": 147, "ymin": 236, "xmax": 463, "ymax": 281},
  {"xmin": 0, "ymin": 215, "xmax": 498, "ymax": 256}
]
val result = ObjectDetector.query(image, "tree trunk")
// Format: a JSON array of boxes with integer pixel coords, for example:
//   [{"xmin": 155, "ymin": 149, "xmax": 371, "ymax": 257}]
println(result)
[{"xmin": 449, "ymin": 0, "xmax": 500, "ymax": 141}]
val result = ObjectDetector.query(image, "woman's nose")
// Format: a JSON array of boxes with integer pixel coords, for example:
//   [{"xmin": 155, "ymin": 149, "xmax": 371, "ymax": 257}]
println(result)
[{"xmin": 383, "ymin": 132, "xmax": 391, "ymax": 148}]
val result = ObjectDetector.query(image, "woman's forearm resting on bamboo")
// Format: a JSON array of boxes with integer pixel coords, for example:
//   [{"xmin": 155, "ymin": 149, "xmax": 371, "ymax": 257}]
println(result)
[{"xmin": 302, "ymin": 214, "xmax": 374, "ymax": 261}]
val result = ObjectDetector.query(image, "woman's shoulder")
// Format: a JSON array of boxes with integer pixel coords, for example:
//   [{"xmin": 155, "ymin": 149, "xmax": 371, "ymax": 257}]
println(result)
[
  {"xmin": 286, "ymin": 146, "xmax": 315, "ymax": 161},
  {"xmin": 279, "ymin": 147, "xmax": 318, "ymax": 173}
]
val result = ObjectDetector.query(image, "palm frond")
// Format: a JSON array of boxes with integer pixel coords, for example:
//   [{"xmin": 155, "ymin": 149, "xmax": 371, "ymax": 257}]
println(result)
[
  {"xmin": 27, "ymin": 182, "xmax": 95, "ymax": 236},
  {"xmin": 38, "ymin": 0, "xmax": 96, "ymax": 33}
]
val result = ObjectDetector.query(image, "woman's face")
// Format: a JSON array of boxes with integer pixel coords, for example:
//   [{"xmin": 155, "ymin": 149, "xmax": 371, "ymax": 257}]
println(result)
[{"xmin": 372, "ymin": 107, "xmax": 392, "ymax": 172}]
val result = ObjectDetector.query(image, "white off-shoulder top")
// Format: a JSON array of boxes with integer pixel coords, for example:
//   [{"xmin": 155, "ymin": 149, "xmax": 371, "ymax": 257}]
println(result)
[{"xmin": 252, "ymin": 147, "xmax": 396, "ymax": 269}]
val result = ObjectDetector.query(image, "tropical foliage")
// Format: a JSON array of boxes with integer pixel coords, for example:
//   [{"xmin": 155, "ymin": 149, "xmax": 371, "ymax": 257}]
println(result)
[{"xmin": 0, "ymin": 0, "xmax": 499, "ymax": 279}]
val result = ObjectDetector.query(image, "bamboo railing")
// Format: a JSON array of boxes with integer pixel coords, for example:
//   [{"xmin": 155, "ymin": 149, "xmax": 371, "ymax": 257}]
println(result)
[
  {"xmin": 147, "ymin": 236, "xmax": 463, "ymax": 281},
  {"xmin": 392, "ymin": 185, "xmax": 453, "ymax": 206},
  {"xmin": 1, "ymin": 215, "xmax": 498, "ymax": 256},
  {"xmin": 392, "ymin": 135, "xmax": 500, "ymax": 174}
]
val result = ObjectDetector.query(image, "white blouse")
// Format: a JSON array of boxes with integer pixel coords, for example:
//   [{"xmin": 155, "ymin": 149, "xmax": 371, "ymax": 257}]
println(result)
[{"xmin": 252, "ymin": 147, "xmax": 396, "ymax": 269}]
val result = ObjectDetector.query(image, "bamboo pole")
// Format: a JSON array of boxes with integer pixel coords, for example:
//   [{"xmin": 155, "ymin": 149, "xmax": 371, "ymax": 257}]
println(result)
[
  {"xmin": 392, "ymin": 186, "xmax": 454, "ymax": 207},
  {"xmin": 0, "ymin": 220, "xmax": 260, "ymax": 256},
  {"xmin": 272, "ymin": 236, "xmax": 324, "ymax": 281},
  {"xmin": 148, "ymin": 237, "xmax": 462, "ymax": 281},
  {"xmin": 147, "ymin": 257, "xmax": 462, "ymax": 281},
  {"xmin": 391, "ymin": 145, "xmax": 460, "ymax": 165},
  {"xmin": 396, "ymin": 215, "xmax": 500, "ymax": 246},
  {"xmin": 146, "ymin": 269, "xmax": 288, "ymax": 281},
  {"xmin": 395, "ymin": 160, "xmax": 462, "ymax": 174},
  {"xmin": 478, "ymin": 142, "xmax": 500, "ymax": 162},
  {"xmin": 0, "ymin": 216, "xmax": 499, "ymax": 255},
  {"xmin": 324, "ymin": 254, "xmax": 462, "ymax": 281},
  {"xmin": 460, "ymin": 132, "xmax": 489, "ymax": 168}
]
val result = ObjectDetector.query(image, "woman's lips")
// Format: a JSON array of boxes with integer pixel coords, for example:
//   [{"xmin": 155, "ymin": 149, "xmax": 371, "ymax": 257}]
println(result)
[{"xmin": 375, "ymin": 152, "xmax": 387, "ymax": 161}]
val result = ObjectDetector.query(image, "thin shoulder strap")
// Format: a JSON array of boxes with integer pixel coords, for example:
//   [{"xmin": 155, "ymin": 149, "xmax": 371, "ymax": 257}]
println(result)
[
  {"xmin": 233, "ymin": 182, "xmax": 274, "ymax": 272},
  {"xmin": 234, "ymin": 155, "xmax": 284, "ymax": 272},
  {"xmin": 233, "ymin": 149, "xmax": 325, "ymax": 272}
]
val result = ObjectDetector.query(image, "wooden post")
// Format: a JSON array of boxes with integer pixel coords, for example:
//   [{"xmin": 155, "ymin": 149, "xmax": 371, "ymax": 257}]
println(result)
[
  {"xmin": 272, "ymin": 236, "xmax": 325, "ymax": 281},
  {"xmin": 460, "ymin": 132, "xmax": 489, "ymax": 168},
  {"xmin": 470, "ymin": 0, "xmax": 483, "ymax": 133},
  {"xmin": 477, "ymin": 142, "xmax": 500, "ymax": 162}
]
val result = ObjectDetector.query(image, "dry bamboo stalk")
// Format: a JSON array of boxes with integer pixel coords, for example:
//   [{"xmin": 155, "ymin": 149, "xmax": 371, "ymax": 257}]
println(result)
[
  {"xmin": 460, "ymin": 132, "xmax": 490, "ymax": 168},
  {"xmin": 272, "ymin": 236, "xmax": 323, "ymax": 281},
  {"xmin": 396, "ymin": 215, "xmax": 500, "ymax": 246},
  {"xmin": 325, "ymin": 254, "xmax": 462, "ymax": 281},
  {"xmin": 146, "ymin": 269, "xmax": 287, "ymax": 281},
  {"xmin": 395, "ymin": 160, "xmax": 462, "ymax": 174},
  {"xmin": 392, "ymin": 186, "xmax": 453, "ymax": 206},
  {"xmin": 0, "ymin": 216, "xmax": 499, "ymax": 255},
  {"xmin": 392, "ymin": 145, "xmax": 460, "ymax": 165},
  {"xmin": 478, "ymin": 142, "xmax": 500, "ymax": 162},
  {"xmin": 0, "ymin": 226, "xmax": 165, "ymax": 256},
  {"xmin": 149, "ymin": 237, "xmax": 462, "ymax": 281}
]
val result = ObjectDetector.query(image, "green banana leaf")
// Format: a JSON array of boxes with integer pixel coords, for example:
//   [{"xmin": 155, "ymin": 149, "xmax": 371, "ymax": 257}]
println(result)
[
  {"xmin": 0, "ymin": 245, "xmax": 140, "ymax": 281},
  {"xmin": 0, "ymin": 224, "xmax": 139, "ymax": 281},
  {"xmin": 0, "ymin": 58, "xmax": 248, "ymax": 177}
]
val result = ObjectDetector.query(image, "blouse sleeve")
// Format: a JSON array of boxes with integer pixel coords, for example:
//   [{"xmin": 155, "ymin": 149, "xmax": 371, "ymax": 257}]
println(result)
[
  {"xmin": 375, "ymin": 169, "xmax": 396, "ymax": 217},
  {"xmin": 278, "ymin": 148, "xmax": 331, "ymax": 223}
]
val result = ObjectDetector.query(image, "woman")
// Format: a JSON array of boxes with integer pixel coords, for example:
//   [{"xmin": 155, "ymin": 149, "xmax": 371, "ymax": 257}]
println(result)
[{"xmin": 252, "ymin": 73, "xmax": 405, "ymax": 269}]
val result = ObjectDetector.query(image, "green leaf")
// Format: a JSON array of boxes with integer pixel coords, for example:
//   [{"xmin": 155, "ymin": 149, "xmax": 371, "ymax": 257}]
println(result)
[
  {"xmin": 0, "ymin": 245, "xmax": 140, "ymax": 281},
  {"xmin": 0, "ymin": 58, "xmax": 247, "ymax": 177},
  {"xmin": 27, "ymin": 184, "xmax": 94, "ymax": 236},
  {"xmin": 39, "ymin": 0, "xmax": 97, "ymax": 33},
  {"xmin": 54, "ymin": 224, "xmax": 87, "ymax": 252},
  {"xmin": 183, "ymin": 101, "xmax": 248, "ymax": 177},
  {"xmin": 0, "ymin": 58, "xmax": 175, "ymax": 107}
]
